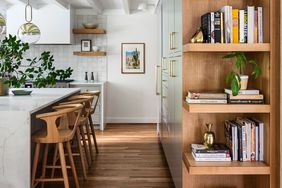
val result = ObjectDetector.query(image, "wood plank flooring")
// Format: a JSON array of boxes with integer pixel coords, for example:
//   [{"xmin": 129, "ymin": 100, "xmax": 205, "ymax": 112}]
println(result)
[{"xmin": 45, "ymin": 124, "xmax": 174, "ymax": 188}]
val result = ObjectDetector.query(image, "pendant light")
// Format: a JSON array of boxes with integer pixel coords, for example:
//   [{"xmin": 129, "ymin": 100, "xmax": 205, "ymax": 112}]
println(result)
[
  {"xmin": 0, "ymin": 13, "xmax": 6, "ymax": 35},
  {"xmin": 18, "ymin": 0, "xmax": 41, "ymax": 44}
]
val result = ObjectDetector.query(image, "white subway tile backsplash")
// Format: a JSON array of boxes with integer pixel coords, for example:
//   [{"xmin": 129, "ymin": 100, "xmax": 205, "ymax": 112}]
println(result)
[{"xmin": 26, "ymin": 15, "xmax": 108, "ymax": 81}]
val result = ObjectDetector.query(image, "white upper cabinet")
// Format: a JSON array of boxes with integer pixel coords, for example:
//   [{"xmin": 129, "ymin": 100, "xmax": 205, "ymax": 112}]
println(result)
[{"xmin": 6, "ymin": 4, "xmax": 74, "ymax": 44}]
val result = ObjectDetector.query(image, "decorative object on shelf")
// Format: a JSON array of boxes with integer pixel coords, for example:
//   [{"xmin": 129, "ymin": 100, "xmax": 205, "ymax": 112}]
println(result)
[
  {"xmin": 0, "ymin": 13, "xmax": 6, "ymax": 35},
  {"xmin": 92, "ymin": 46, "xmax": 99, "ymax": 52},
  {"xmin": 84, "ymin": 72, "xmax": 88, "ymax": 82},
  {"xmin": 121, "ymin": 43, "xmax": 145, "ymax": 74},
  {"xmin": 203, "ymin": 123, "xmax": 215, "ymax": 149},
  {"xmin": 17, "ymin": 0, "xmax": 41, "ymax": 44},
  {"xmin": 90, "ymin": 72, "xmax": 94, "ymax": 82},
  {"xmin": 190, "ymin": 28, "xmax": 204, "ymax": 43},
  {"xmin": 81, "ymin": 39, "xmax": 92, "ymax": 52},
  {"xmin": 0, "ymin": 35, "xmax": 73, "ymax": 93},
  {"xmin": 223, "ymin": 52, "xmax": 261, "ymax": 96},
  {"xmin": 83, "ymin": 23, "xmax": 98, "ymax": 29}
]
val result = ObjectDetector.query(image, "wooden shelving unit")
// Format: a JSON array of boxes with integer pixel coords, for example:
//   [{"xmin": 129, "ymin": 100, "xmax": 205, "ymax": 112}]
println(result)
[
  {"xmin": 183, "ymin": 153, "xmax": 270, "ymax": 175},
  {"xmin": 72, "ymin": 28, "xmax": 106, "ymax": 34},
  {"xmin": 73, "ymin": 51, "xmax": 106, "ymax": 56},
  {"xmin": 182, "ymin": 0, "xmax": 279, "ymax": 187},
  {"xmin": 182, "ymin": 101, "xmax": 271, "ymax": 113},
  {"xmin": 183, "ymin": 43, "xmax": 271, "ymax": 52}
]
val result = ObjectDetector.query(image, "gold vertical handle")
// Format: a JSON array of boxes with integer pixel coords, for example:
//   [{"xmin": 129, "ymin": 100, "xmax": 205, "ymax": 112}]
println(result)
[
  {"xmin": 155, "ymin": 65, "xmax": 161, "ymax": 95},
  {"xmin": 171, "ymin": 60, "xmax": 176, "ymax": 77},
  {"xmin": 172, "ymin": 32, "xmax": 177, "ymax": 50},
  {"xmin": 169, "ymin": 33, "xmax": 172, "ymax": 50}
]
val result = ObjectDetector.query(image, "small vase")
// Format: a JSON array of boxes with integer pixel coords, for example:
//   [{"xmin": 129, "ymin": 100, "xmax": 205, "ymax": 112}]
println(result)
[
  {"xmin": 84, "ymin": 72, "xmax": 88, "ymax": 82},
  {"xmin": 203, "ymin": 123, "xmax": 215, "ymax": 149},
  {"xmin": 90, "ymin": 72, "xmax": 94, "ymax": 82},
  {"xmin": 240, "ymin": 75, "xmax": 249, "ymax": 90},
  {"xmin": 0, "ymin": 78, "xmax": 9, "ymax": 96}
]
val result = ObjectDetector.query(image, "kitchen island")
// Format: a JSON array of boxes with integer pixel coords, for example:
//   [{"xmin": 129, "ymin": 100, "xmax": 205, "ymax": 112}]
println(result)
[{"xmin": 0, "ymin": 88, "xmax": 80, "ymax": 188}]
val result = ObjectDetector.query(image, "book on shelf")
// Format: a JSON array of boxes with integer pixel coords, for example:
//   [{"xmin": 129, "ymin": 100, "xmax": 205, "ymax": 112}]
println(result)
[
  {"xmin": 224, "ymin": 89, "xmax": 260, "ymax": 95},
  {"xmin": 200, "ymin": 6, "xmax": 263, "ymax": 44},
  {"xmin": 228, "ymin": 94, "xmax": 264, "ymax": 100},
  {"xmin": 228, "ymin": 99, "xmax": 264, "ymax": 104},
  {"xmin": 187, "ymin": 91, "xmax": 227, "ymax": 99},
  {"xmin": 186, "ymin": 98, "xmax": 227, "ymax": 104},
  {"xmin": 193, "ymin": 152, "xmax": 230, "ymax": 158},
  {"xmin": 192, "ymin": 152, "xmax": 231, "ymax": 162},
  {"xmin": 191, "ymin": 144, "xmax": 230, "ymax": 154},
  {"xmin": 224, "ymin": 118, "xmax": 264, "ymax": 162}
]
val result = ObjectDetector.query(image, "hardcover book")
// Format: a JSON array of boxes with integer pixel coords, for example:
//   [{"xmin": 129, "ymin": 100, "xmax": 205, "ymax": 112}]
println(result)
[
  {"xmin": 247, "ymin": 6, "xmax": 255, "ymax": 43},
  {"xmin": 232, "ymin": 9, "xmax": 239, "ymax": 43},
  {"xmin": 214, "ymin": 12, "xmax": 221, "ymax": 43},
  {"xmin": 201, "ymin": 13, "xmax": 211, "ymax": 43},
  {"xmin": 258, "ymin": 7, "xmax": 263, "ymax": 43},
  {"xmin": 187, "ymin": 91, "xmax": 227, "ymax": 99}
]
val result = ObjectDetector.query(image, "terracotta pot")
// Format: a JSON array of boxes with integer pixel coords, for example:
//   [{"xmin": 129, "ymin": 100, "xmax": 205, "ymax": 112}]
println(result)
[{"xmin": 0, "ymin": 78, "xmax": 9, "ymax": 96}]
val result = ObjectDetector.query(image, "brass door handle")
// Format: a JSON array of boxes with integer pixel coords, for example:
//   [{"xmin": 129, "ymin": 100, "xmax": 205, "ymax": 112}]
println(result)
[
  {"xmin": 171, "ymin": 60, "xmax": 176, "ymax": 77},
  {"xmin": 172, "ymin": 32, "xmax": 177, "ymax": 50},
  {"xmin": 155, "ymin": 65, "xmax": 161, "ymax": 95}
]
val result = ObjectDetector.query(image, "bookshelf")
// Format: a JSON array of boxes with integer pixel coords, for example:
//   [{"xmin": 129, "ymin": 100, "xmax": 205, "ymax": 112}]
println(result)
[{"xmin": 182, "ymin": 0, "xmax": 279, "ymax": 187}]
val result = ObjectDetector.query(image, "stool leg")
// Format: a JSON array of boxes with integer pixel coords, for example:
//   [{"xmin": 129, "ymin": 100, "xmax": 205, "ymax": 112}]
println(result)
[
  {"xmin": 66, "ymin": 141, "xmax": 80, "ymax": 188},
  {"xmin": 76, "ymin": 129, "xmax": 88, "ymax": 180},
  {"xmin": 89, "ymin": 116, "xmax": 99, "ymax": 154},
  {"xmin": 41, "ymin": 144, "xmax": 49, "ymax": 188},
  {"xmin": 31, "ymin": 143, "xmax": 40, "ymax": 188},
  {"xmin": 85, "ymin": 123, "xmax": 94, "ymax": 160},
  {"xmin": 58, "ymin": 142, "xmax": 69, "ymax": 188},
  {"xmin": 79, "ymin": 126, "xmax": 91, "ymax": 167},
  {"xmin": 51, "ymin": 144, "xmax": 59, "ymax": 178}
]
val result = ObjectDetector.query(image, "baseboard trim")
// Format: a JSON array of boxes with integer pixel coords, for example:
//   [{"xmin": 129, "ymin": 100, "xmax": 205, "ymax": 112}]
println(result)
[{"xmin": 106, "ymin": 117, "xmax": 158, "ymax": 124}]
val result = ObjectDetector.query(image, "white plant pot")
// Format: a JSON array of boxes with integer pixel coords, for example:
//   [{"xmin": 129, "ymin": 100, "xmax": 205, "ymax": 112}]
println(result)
[{"xmin": 240, "ymin": 75, "xmax": 249, "ymax": 90}]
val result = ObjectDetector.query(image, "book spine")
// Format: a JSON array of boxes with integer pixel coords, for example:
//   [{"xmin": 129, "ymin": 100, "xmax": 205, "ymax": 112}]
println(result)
[
  {"xmin": 228, "ymin": 100, "xmax": 264, "ymax": 104},
  {"xmin": 192, "ymin": 149, "xmax": 230, "ymax": 154},
  {"xmin": 251, "ymin": 123, "xmax": 256, "ymax": 161},
  {"xmin": 259, "ymin": 122, "xmax": 264, "ymax": 161},
  {"xmin": 220, "ymin": 12, "xmax": 224, "ymax": 43},
  {"xmin": 235, "ymin": 125, "xmax": 238, "ymax": 160},
  {"xmin": 232, "ymin": 126, "xmax": 236, "ymax": 160},
  {"xmin": 255, "ymin": 125, "xmax": 259, "ymax": 161},
  {"xmin": 224, "ymin": 89, "xmax": 260, "ymax": 95},
  {"xmin": 247, "ymin": 6, "xmax": 255, "ymax": 43},
  {"xmin": 229, "ymin": 94, "xmax": 264, "ymax": 100},
  {"xmin": 239, "ymin": 10, "xmax": 245, "ymax": 43},
  {"xmin": 238, "ymin": 125, "xmax": 243, "ymax": 161},
  {"xmin": 229, "ymin": 6, "xmax": 233, "ymax": 43},
  {"xmin": 187, "ymin": 98, "xmax": 227, "ymax": 104},
  {"xmin": 211, "ymin": 12, "xmax": 215, "ymax": 43},
  {"xmin": 188, "ymin": 93, "xmax": 227, "ymax": 99},
  {"xmin": 201, "ymin": 13, "xmax": 211, "ymax": 43},
  {"xmin": 258, "ymin": 7, "xmax": 263, "ymax": 43},
  {"xmin": 232, "ymin": 9, "xmax": 239, "ymax": 43},
  {"xmin": 193, "ymin": 152, "xmax": 230, "ymax": 158},
  {"xmin": 254, "ymin": 10, "xmax": 258, "ymax": 43},
  {"xmin": 242, "ymin": 125, "xmax": 247, "ymax": 161},
  {"xmin": 244, "ymin": 10, "xmax": 248, "ymax": 43},
  {"xmin": 221, "ymin": 6, "xmax": 229, "ymax": 43},
  {"xmin": 214, "ymin": 12, "xmax": 221, "ymax": 43},
  {"xmin": 192, "ymin": 153, "xmax": 231, "ymax": 162}
]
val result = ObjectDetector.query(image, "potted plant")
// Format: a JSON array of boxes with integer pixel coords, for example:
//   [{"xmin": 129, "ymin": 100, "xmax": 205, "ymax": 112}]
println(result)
[
  {"xmin": 0, "ymin": 35, "xmax": 73, "ymax": 95},
  {"xmin": 224, "ymin": 52, "xmax": 261, "ymax": 96}
]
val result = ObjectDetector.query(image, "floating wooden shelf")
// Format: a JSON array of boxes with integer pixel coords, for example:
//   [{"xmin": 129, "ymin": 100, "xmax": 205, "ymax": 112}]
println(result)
[
  {"xmin": 182, "ymin": 101, "xmax": 271, "ymax": 113},
  {"xmin": 73, "ymin": 28, "xmax": 106, "ymax": 34},
  {"xmin": 183, "ymin": 152, "xmax": 270, "ymax": 175},
  {"xmin": 73, "ymin": 51, "xmax": 107, "ymax": 56},
  {"xmin": 183, "ymin": 43, "xmax": 271, "ymax": 52}
]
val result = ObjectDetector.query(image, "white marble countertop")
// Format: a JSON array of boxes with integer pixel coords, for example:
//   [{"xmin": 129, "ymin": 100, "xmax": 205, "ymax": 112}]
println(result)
[
  {"xmin": 70, "ymin": 81, "xmax": 106, "ymax": 85},
  {"xmin": 0, "ymin": 88, "xmax": 80, "ymax": 113}
]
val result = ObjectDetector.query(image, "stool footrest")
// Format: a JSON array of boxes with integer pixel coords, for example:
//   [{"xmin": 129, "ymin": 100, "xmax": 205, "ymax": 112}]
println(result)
[
  {"xmin": 45, "ymin": 165, "xmax": 71, "ymax": 169},
  {"xmin": 35, "ymin": 178, "xmax": 64, "ymax": 182}
]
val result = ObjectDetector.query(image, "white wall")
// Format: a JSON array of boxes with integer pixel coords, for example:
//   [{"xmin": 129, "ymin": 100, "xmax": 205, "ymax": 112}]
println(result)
[{"xmin": 106, "ymin": 13, "xmax": 160, "ymax": 123}]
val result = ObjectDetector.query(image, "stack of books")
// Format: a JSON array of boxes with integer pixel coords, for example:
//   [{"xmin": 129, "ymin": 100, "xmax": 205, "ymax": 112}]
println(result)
[
  {"xmin": 224, "ymin": 89, "xmax": 264, "ymax": 104},
  {"xmin": 191, "ymin": 144, "xmax": 231, "ymax": 161},
  {"xmin": 186, "ymin": 91, "xmax": 227, "ymax": 104},
  {"xmin": 224, "ymin": 118, "xmax": 264, "ymax": 161},
  {"xmin": 201, "ymin": 6, "xmax": 263, "ymax": 43}
]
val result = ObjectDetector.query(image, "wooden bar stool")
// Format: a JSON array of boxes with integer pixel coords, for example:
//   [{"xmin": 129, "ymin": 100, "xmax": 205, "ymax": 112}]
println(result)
[
  {"xmin": 31, "ymin": 104, "xmax": 83, "ymax": 188},
  {"xmin": 79, "ymin": 91, "xmax": 100, "ymax": 154},
  {"xmin": 61, "ymin": 96, "xmax": 94, "ymax": 167}
]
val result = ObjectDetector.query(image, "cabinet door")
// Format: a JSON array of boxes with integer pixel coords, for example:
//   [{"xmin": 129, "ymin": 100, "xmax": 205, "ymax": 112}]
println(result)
[
  {"xmin": 162, "ymin": 0, "xmax": 170, "ymax": 57},
  {"xmin": 173, "ymin": 0, "xmax": 182, "ymax": 54}
]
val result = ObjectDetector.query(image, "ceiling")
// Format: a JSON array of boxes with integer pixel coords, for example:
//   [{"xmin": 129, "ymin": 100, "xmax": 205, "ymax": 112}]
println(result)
[{"xmin": 0, "ymin": 0, "xmax": 161, "ymax": 14}]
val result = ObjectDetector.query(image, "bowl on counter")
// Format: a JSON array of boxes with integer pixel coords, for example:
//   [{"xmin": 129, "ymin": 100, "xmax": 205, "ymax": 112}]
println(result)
[
  {"xmin": 83, "ymin": 23, "xmax": 98, "ymax": 29},
  {"xmin": 11, "ymin": 89, "xmax": 32, "ymax": 96}
]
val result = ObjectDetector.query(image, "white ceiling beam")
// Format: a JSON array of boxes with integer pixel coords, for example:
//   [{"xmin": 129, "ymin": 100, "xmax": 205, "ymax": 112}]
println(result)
[
  {"xmin": 41, "ymin": 0, "xmax": 70, "ymax": 9},
  {"xmin": 5, "ymin": 0, "xmax": 41, "ymax": 9},
  {"xmin": 121, "ymin": 0, "xmax": 130, "ymax": 14},
  {"xmin": 86, "ymin": 0, "xmax": 103, "ymax": 14},
  {"xmin": 152, "ymin": 0, "xmax": 161, "ymax": 14}
]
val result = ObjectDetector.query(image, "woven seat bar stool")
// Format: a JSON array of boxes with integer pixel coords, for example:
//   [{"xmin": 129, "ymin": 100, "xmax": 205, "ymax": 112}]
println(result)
[{"xmin": 31, "ymin": 104, "xmax": 83, "ymax": 188}]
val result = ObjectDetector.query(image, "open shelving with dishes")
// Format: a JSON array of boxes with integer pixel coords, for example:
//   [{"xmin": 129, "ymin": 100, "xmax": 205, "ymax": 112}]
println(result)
[
  {"xmin": 72, "ymin": 28, "xmax": 106, "ymax": 34},
  {"xmin": 182, "ymin": 0, "xmax": 279, "ymax": 187},
  {"xmin": 73, "ymin": 51, "xmax": 107, "ymax": 57}
]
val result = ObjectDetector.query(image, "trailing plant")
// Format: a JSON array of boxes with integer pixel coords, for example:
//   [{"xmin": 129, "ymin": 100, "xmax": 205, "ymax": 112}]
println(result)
[
  {"xmin": 224, "ymin": 52, "xmax": 261, "ymax": 96},
  {"xmin": 0, "ymin": 35, "xmax": 73, "ymax": 88}
]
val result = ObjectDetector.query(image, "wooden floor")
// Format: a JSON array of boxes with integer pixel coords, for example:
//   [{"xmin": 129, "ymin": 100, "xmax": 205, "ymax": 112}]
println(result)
[{"xmin": 45, "ymin": 124, "xmax": 174, "ymax": 188}]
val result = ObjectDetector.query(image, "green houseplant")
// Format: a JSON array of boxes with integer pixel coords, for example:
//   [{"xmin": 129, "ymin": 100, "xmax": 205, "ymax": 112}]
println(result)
[
  {"xmin": 0, "ymin": 35, "xmax": 73, "ymax": 95},
  {"xmin": 224, "ymin": 52, "xmax": 261, "ymax": 96}
]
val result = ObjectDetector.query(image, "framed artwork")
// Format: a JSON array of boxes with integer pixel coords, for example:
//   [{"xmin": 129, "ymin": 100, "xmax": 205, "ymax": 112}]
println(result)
[
  {"xmin": 81, "ymin": 39, "xmax": 92, "ymax": 52},
  {"xmin": 121, "ymin": 43, "xmax": 145, "ymax": 74}
]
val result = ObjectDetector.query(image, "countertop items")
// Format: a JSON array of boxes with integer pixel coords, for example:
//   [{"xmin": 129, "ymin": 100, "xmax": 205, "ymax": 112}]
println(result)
[{"xmin": 0, "ymin": 88, "xmax": 80, "ymax": 188}]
